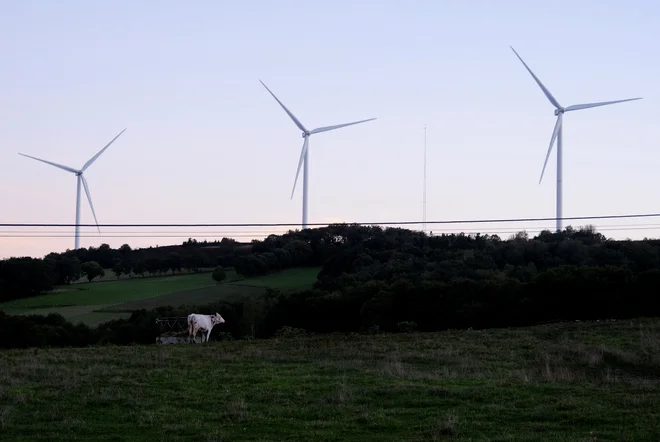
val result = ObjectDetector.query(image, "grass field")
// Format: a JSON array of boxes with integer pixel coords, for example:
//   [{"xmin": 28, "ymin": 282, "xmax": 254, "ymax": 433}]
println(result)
[
  {"xmin": 96, "ymin": 284, "xmax": 265, "ymax": 313},
  {"xmin": 1, "ymin": 273, "xmax": 220, "ymax": 309},
  {"xmin": 0, "ymin": 319, "xmax": 659, "ymax": 440},
  {"xmin": 69, "ymin": 267, "xmax": 216, "ymax": 284},
  {"xmin": 226, "ymin": 266, "xmax": 323, "ymax": 291},
  {"xmin": 0, "ymin": 267, "xmax": 321, "ymax": 327}
]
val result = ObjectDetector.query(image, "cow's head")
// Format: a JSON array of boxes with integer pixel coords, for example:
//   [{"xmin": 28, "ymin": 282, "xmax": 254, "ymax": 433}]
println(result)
[{"xmin": 212, "ymin": 312, "xmax": 225, "ymax": 325}]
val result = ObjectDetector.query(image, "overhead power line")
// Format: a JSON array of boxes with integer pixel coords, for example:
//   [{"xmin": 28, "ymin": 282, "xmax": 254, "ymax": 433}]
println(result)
[
  {"xmin": 1, "ymin": 211, "xmax": 660, "ymax": 228},
  {"xmin": 3, "ymin": 225, "xmax": 660, "ymax": 239},
  {"xmin": 5, "ymin": 222, "xmax": 660, "ymax": 236}
]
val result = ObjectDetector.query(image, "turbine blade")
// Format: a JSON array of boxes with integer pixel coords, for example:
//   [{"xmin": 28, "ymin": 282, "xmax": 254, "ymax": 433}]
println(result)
[
  {"xmin": 259, "ymin": 80, "xmax": 308, "ymax": 133},
  {"xmin": 291, "ymin": 137, "xmax": 309, "ymax": 199},
  {"xmin": 564, "ymin": 98, "xmax": 642, "ymax": 112},
  {"xmin": 310, "ymin": 118, "xmax": 377, "ymax": 135},
  {"xmin": 81, "ymin": 128, "xmax": 126, "ymax": 172},
  {"xmin": 539, "ymin": 114, "xmax": 563, "ymax": 185},
  {"xmin": 17, "ymin": 153, "xmax": 78, "ymax": 174},
  {"xmin": 80, "ymin": 175, "xmax": 101, "ymax": 234},
  {"xmin": 510, "ymin": 46, "xmax": 562, "ymax": 109}
]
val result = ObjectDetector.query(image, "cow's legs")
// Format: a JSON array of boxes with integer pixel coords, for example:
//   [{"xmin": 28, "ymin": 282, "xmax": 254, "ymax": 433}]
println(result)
[{"xmin": 189, "ymin": 320, "xmax": 196, "ymax": 343}]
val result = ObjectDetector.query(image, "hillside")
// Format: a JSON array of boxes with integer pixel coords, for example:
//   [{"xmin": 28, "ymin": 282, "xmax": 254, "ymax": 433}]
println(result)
[
  {"xmin": 4, "ymin": 223, "xmax": 660, "ymax": 337},
  {"xmin": 0, "ymin": 267, "xmax": 320, "ymax": 326},
  {"xmin": 1, "ymin": 319, "xmax": 658, "ymax": 441}
]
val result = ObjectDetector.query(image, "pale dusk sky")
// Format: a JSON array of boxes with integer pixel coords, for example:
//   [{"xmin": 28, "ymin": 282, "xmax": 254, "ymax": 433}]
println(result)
[{"xmin": 1, "ymin": 1, "xmax": 659, "ymax": 258}]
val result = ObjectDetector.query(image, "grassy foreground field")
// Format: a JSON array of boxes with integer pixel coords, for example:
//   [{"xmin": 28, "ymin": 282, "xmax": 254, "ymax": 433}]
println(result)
[
  {"xmin": 1, "ymin": 319, "xmax": 659, "ymax": 441},
  {"xmin": 0, "ymin": 267, "xmax": 321, "ymax": 326}
]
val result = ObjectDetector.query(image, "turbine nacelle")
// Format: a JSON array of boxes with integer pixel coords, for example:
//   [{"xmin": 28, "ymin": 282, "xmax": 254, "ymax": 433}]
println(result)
[
  {"xmin": 554, "ymin": 108, "xmax": 565, "ymax": 116},
  {"xmin": 302, "ymin": 131, "xmax": 309, "ymax": 138}
]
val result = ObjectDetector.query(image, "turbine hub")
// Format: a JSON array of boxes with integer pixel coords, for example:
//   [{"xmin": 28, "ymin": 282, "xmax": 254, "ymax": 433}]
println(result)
[
  {"xmin": 302, "ymin": 131, "xmax": 309, "ymax": 138},
  {"xmin": 554, "ymin": 108, "xmax": 565, "ymax": 116}
]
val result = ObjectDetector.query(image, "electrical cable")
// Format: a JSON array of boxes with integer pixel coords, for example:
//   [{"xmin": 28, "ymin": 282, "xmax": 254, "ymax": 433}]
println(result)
[{"xmin": 1, "ymin": 211, "xmax": 660, "ymax": 228}]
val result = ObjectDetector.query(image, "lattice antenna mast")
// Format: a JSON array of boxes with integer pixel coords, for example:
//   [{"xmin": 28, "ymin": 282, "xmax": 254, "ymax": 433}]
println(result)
[{"xmin": 423, "ymin": 125, "xmax": 427, "ymax": 234}]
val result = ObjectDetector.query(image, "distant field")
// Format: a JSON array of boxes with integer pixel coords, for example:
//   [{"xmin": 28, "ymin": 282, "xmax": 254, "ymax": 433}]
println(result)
[
  {"xmin": 98, "ymin": 284, "xmax": 265, "ymax": 312},
  {"xmin": 70, "ymin": 268, "xmax": 215, "ymax": 284},
  {"xmin": 0, "ymin": 267, "xmax": 320, "ymax": 326},
  {"xmin": 68, "ymin": 311, "xmax": 133, "ymax": 327},
  {"xmin": 1, "ymin": 318, "xmax": 658, "ymax": 440},
  {"xmin": 1, "ymin": 273, "xmax": 217, "ymax": 308},
  {"xmin": 226, "ymin": 266, "xmax": 321, "ymax": 291},
  {"xmin": 100, "ymin": 266, "xmax": 321, "ymax": 313}
]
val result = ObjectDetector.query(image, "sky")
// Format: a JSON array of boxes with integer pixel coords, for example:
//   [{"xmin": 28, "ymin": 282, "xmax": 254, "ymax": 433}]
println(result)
[{"xmin": 1, "ymin": 0, "xmax": 659, "ymax": 259}]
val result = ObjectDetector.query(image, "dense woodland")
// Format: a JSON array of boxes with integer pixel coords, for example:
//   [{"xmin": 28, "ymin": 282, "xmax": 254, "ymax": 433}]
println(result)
[
  {"xmin": 2, "ymin": 224, "xmax": 660, "ymax": 348},
  {"xmin": 235, "ymin": 224, "xmax": 660, "ymax": 335}
]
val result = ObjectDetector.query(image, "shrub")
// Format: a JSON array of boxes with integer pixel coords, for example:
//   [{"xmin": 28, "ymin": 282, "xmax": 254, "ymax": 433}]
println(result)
[
  {"xmin": 0, "ymin": 311, "xmax": 95, "ymax": 349},
  {"xmin": 81, "ymin": 261, "xmax": 104, "ymax": 282},
  {"xmin": 397, "ymin": 321, "xmax": 418, "ymax": 333},
  {"xmin": 274, "ymin": 326, "xmax": 308, "ymax": 339},
  {"xmin": 212, "ymin": 266, "xmax": 226, "ymax": 283},
  {"xmin": 216, "ymin": 331, "xmax": 234, "ymax": 341}
]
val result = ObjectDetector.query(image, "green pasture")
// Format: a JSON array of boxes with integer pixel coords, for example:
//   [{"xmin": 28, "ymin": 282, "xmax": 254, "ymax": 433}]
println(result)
[
  {"xmin": 221, "ymin": 266, "xmax": 321, "ymax": 290},
  {"xmin": 0, "ymin": 267, "xmax": 321, "ymax": 326},
  {"xmin": 69, "ymin": 267, "xmax": 217, "ymax": 284},
  {"xmin": 1, "ymin": 273, "xmax": 218, "ymax": 308},
  {"xmin": 96, "ymin": 284, "xmax": 265, "ymax": 313},
  {"xmin": 1, "ymin": 318, "xmax": 658, "ymax": 440}
]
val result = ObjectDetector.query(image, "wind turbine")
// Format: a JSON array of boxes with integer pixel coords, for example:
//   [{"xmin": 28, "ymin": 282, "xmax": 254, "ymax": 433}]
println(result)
[
  {"xmin": 18, "ymin": 129, "xmax": 126, "ymax": 249},
  {"xmin": 259, "ymin": 80, "xmax": 377, "ymax": 229},
  {"xmin": 510, "ymin": 46, "xmax": 642, "ymax": 232}
]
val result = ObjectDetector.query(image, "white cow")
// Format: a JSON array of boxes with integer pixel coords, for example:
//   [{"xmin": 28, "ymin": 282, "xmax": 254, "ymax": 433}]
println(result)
[{"xmin": 187, "ymin": 312, "xmax": 225, "ymax": 343}]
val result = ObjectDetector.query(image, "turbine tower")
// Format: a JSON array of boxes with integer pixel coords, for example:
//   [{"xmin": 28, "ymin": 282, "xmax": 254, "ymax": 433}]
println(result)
[
  {"xmin": 259, "ymin": 80, "xmax": 376, "ymax": 229},
  {"xmin": 18, "ymin": 129, "xmax": 126, "ymax": 249},
  {"xmin": 510, "ymin": 46, "xmax": 642, "ymax": 232}
]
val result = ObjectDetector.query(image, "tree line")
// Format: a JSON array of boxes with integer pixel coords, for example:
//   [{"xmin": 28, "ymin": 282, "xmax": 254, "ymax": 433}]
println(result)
[
  {"xmin": 0, "ymin": 238, "xmax": 249, "ymax": 302},
  {"xmin": 234, "ymin": 224, "xmax": 660, "ymax": 335},
  {"xmin": 226, "ymin": 224, "xmax": 660, "ymax": 336},
  {"xmin": 3, "ymin": 223, "xmax": 660, "ymax": 348}
]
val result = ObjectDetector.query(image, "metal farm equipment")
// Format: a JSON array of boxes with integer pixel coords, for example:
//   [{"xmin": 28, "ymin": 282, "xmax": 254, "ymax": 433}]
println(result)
[{"xmin": 155, "ymin": 316, "xmax": 189, "ymax": 343}]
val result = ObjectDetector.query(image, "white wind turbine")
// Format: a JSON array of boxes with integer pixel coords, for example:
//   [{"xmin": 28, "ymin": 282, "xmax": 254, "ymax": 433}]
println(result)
[
  {"xmin": 18, "ymin": 129, "xmax": 126, "ymax": 249},
  {"xmin": 259, "ymin": 80, "xmax": 377, "ymax": 229},
  {"xmin": 510, "ymin": 46, "xmax": 642, "ymax": 232}
]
